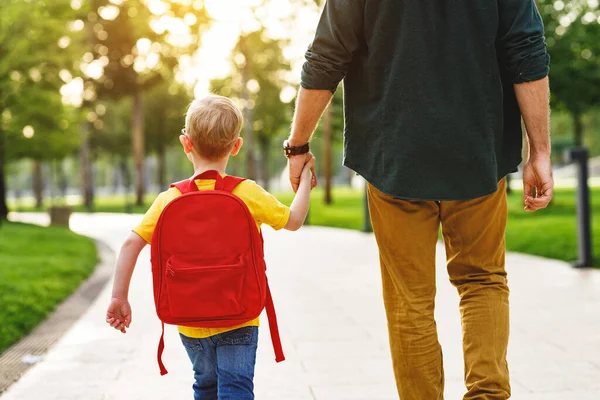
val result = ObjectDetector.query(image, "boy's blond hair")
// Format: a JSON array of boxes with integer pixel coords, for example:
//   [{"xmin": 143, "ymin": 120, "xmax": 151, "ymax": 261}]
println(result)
[{"xmin": 185, "ymin": 95, "xmax": 244, "ymax": 160}]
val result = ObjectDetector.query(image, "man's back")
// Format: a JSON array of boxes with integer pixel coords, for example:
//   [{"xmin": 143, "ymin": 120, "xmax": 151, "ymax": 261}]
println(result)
[{"xmin": 302, "ymin": 0, "xmax": 549, "ymax": 200}]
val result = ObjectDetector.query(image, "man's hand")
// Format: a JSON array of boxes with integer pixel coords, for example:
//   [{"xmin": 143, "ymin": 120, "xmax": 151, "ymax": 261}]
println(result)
[
  {"xmin": 289, "ymin": 152, "xmax": 317, "ymax": 192},
  {"xmin": 522, "ymin": 155, "xmax": 553, "ymax": 212},
  {"xmin": 106, "ymin": 297, "xmax": 132, "ymax": 334}
]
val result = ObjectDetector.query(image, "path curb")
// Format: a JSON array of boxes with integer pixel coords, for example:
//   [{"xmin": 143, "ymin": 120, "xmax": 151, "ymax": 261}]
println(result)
[{"xmin": 0, "ymin": 240, "xmax": 115, "ymax": 394}]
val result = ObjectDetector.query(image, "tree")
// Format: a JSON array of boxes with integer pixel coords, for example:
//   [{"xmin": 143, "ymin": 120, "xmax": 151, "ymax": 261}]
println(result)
[
  {"xmin": 144, "ymin": 82, "xmax": 192, "ymax": 188},
  {"xmin": 537, "ymin": 0, "xmax": 600, "ymax": 146},
  {"xmin": 0, "ymin": 0, "xmax": 80, "ymax": 219},
  {"xmin": 90, "ymin": 97, "xmax": 132, "ymax": 197},
  {"xmin": 319, "ymin": 89, "xmax": 344, "ymax": 204},
  {"xmin": 211, "ymin": 30, "xmax": 293, "ymax": 190},
  {"xmin": 85, "ymin": 0, "xmax": 209, "ymax": 205}
]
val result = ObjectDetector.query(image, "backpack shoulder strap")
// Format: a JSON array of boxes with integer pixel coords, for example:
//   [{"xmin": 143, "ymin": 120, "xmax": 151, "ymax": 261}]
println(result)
[
  {"xmin": 219, "ymin": 176, "xmax": 246, "ymax": 193},
  {"xmin": 170, "ymin": 171, "xmax": 246, "ymax": 194},
  {"xmin": 170, "ymin": 179, "xmax": 197, "ymax": 194}
]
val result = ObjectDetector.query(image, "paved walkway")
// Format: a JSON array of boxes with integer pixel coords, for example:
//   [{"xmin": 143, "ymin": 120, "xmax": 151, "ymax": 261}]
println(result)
[{"xmin": 4, "ymin": 213, "xmax": 600, "ymax": 400}]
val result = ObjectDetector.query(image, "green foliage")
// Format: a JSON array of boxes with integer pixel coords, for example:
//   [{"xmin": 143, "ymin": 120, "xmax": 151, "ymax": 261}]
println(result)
[
  {"xmin": 538, "ymin": 0, "xmax": 600, "ymax": 114},
  {"xmin": 91, "ymin": 98, "xmax": 132, "ymax": 157},
  {"xmin": 211, "ymin": 29, "xmax": 293, "ymax": 180},
  {"xmin": 0, "ymin": 0, "xmax": 81, "ymax": 162},
  {"xmin": 0, "ymin": 222, "xmax": 97, "ymax": 353},
  {"xmin": 144, "ymin": 82, "xmax": 192, "ymax": 154},
  {"xmin": 88, "ymin": 0, "xmax": 209, "ymax": 99}
]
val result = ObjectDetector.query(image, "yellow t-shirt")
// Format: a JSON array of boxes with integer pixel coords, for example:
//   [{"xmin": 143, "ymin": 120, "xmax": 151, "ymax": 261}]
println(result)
[{"xmin": 133, "ymin": 177, "xmax": 291, "ymax": 338}]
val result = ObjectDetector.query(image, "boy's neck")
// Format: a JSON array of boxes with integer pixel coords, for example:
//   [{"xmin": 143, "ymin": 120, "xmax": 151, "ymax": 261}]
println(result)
[{"xmin": 190, "ymin": 156, "xmax": 229, "ymax": 178}]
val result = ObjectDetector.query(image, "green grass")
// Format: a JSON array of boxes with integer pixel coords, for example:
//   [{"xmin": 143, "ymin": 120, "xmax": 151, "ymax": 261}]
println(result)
[
  {"xmin": 287, "ymin": 187, "xmax": 597, "ymax": 267},
  {"xmin": 277, "ymin": 187, "xmax": 366, "ymax": 231},
  {"xmin": 0, "ymin": 222, "xmax": 98, "ymax": 353},
  {"xmin": 505, "ymin": 188, "xmax": 593, "ymax": 266},
  {"xmin": 8, "ymin": 186, "xmax": 596, "ymax": 266}
]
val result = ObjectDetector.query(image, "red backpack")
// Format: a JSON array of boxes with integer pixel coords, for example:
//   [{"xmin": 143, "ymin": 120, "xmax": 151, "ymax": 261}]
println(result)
[{"xmin": 150, "ymin": 170, "xmax": 284, "ymax": 375}]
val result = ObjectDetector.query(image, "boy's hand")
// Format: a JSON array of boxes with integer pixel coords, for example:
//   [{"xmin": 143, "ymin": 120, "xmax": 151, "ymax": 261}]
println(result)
[
  {"xmin": 289, "ymin": 152, "xmax": 318, "ymax": 192},
  {"xmin": 301, "ymin": 156, "xmax": 316, "ymax": 187},
  {"xmin": 106, "ymin": 297, "xmax": 132, "ymax": 334}
]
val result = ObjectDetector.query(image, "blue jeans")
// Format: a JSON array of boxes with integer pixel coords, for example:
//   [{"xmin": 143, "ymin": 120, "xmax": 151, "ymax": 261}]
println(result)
[{"xmin": 180, "ymin": 326, "xmax": 258, "ymax": 400}]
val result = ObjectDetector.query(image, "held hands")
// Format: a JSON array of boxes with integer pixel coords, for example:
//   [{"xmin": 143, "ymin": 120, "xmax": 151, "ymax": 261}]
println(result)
[
  {"xmin": 289, "ymin": 152, "xmax": 318, "ymax": 192},
  {"xmin": 301, "ymin": 155, "xmax": 316, "ymax": 187},
  {"xmin": 522, "ymin": 155, "xmax": 553, "ymax": 212},
  {"xmin": 106, "ymin": 297, "xmax": 132, "ymax": 334}
]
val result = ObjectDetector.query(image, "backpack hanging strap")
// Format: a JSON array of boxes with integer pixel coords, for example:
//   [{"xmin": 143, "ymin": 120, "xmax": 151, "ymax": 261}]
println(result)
[
  {"xmin": 265, "ymin": 280, "xmax": 285, "ymax": 362},
  {"xmin": 157, "ymin": 321, "xmax": 168, "ymax": 375},
  {"xmin": 171, "ymin": 170, "xmax": 245, "ymax": 194}
]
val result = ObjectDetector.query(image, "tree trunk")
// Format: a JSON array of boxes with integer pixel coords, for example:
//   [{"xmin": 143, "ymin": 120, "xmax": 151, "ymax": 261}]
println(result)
[
  {"xmin": 157, "ymin": 146, "xmax": 166, "ymax": 189},
  {"xmin": 258, "ymin": 136, "xmax": 270, "ymax": 191},
  {"xmin": 121, "ymin": 155, "xmax": 133, "ymax": 213},
  {"xmin": 80, "ymin": 122, "xmax": 94, "ymax": 211},
  {"xmin": 32, "ymin": 159, "xmax": 44, "ymax": 209},
  {"xmin": 323, "ymin": 104, "xmax": 333, "ymax": 205},
  {"xmin": 573, "ymin": 110, "xmax": 584, "ymax": 147},
  {"xmin": 157, "ymin": 112, "xmax": 166, "ymax": 189},
  {"xmin": 0, "ymin": 127, "xmax": 8, "ymax": 221},
  {"xmin": 132, "ymin": 90, "xmax": 145, "ymax": 206},
  {"xmin": 239, "ymin": 37, "xmax": 256, "ymax": 180},
  {"xmin": 58, "ymin": 160, "xmax": 68, "ymax": 200}
]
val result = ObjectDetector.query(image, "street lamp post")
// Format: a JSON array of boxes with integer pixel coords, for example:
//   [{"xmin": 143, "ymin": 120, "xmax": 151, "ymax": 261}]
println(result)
[{"xmin": 567, "ymin": 147, "xmax": 593, "ymax": 268}]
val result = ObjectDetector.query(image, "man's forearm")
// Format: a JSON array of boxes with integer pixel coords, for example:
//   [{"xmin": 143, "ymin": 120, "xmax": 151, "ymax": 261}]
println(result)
[
  {"xmin": 514, "ymin": 76, "xmax": 551, "ymax": 159},
  {"xmin": 289, "ymin": 88, "xmax": 333, "ymax": 146}
]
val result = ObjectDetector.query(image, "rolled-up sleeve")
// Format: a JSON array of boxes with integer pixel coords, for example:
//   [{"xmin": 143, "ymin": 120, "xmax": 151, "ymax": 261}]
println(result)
[
  {"xmin": 497, "ymin": 0, "xmax": 550, "ymax": 83},
  {"xmin": 301, "ymin": 0, "xmax": 365, "ymax": 92}
]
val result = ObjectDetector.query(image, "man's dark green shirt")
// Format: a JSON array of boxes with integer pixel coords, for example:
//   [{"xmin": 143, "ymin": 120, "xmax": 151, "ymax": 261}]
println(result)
[{"xmin": 301, "ymin": 0, "xmax": 550, "ymax": 200}]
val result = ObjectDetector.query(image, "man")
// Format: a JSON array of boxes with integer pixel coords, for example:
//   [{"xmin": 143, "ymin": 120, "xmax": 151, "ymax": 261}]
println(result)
[{"xmin": 284, "ymin": 1, "xmax": 552, "ymax": 399}]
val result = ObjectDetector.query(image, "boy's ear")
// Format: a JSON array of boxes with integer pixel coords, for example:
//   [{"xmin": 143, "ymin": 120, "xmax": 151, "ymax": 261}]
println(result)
[
  {"xmin": 179, "ymin": 134, "xmax": 194, "ymax": 154},
  {"xmin": 230, "ymin": 137, "xmax": 243, "ymax": 156}
]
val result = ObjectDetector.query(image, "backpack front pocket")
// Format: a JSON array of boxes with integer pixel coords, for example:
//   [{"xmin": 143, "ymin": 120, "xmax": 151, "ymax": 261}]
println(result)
[{"xmin": 165, "ymin": 254, "xmax": 246, "ymax": 319}]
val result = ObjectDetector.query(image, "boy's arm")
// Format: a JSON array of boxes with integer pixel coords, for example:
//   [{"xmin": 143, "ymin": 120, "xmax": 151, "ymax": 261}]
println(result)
[
  {"xmin": 112, "ymin": 232, "xmax": 147, "ymax": 299},
  {"xmin": 106, "ymin": 232, "xmax": 147, "ymax": 333},
  {"xmin": 285, "ymin": 157, "xmax": 315, "ymax": 231}
]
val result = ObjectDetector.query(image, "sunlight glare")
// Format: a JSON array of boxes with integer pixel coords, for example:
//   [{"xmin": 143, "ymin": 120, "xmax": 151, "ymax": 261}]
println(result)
[
  {"xmin": 148, "ymin": 0, "xmax": 169, "ymax": 15},
  {"xmin": 137, "ymin": 38, "xmax": 152, "ymax": 54},
  {"xmin": 134, "ymin": 58, "xmax": 147, "ymax": 73},
  {"xmin": 164, "ymin": 0, "xmax": 321, "ymax": 92},
  {"xmin": 69, "ymin": 20, "xmax": 85, "ymax": 32},
  {"xmin": 279, "ymin": 86, "xmax": 297, "ymax": 104},
  {"xmin": 58, "ymin": 36, "xmax": 71, "ymax": 49},
  {"xmin": 184, "ymin": 13, "xmax": 197, "ymax": 26},
  {"xmin": 23, "ymin": 126, "xmax": 35, "ymax": 139},
  {"xmin": 98, "ymin": 5, "xmax": 120, "ymax": 21},
  {"xmin": 84, "ymin": 60, "xmax": 104, "ymax": 80},
  {"xmin": 59, "ymin": 69, "xmax": 73, "ymax": 83},
  {"xmin": 146, "ymin": 52, "xmax": 160, "ymax": 69}
]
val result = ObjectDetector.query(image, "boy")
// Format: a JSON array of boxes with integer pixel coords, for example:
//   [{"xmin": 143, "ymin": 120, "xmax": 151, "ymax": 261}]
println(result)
[{"xmin": 105, "ymin": 95, "xmax": 314, "ymax": 399}]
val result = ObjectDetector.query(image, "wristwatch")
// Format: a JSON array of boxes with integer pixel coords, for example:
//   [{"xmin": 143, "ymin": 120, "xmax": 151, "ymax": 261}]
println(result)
[{"xmin": 283, "ymin": 140, "xmax": 310, "ymax": 158}]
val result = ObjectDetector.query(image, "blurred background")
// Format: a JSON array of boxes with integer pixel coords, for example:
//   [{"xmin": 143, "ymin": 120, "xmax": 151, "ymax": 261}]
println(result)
[{"xmin": 1, "ymin": 0, "xmax": 600, "ymax": 380}]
